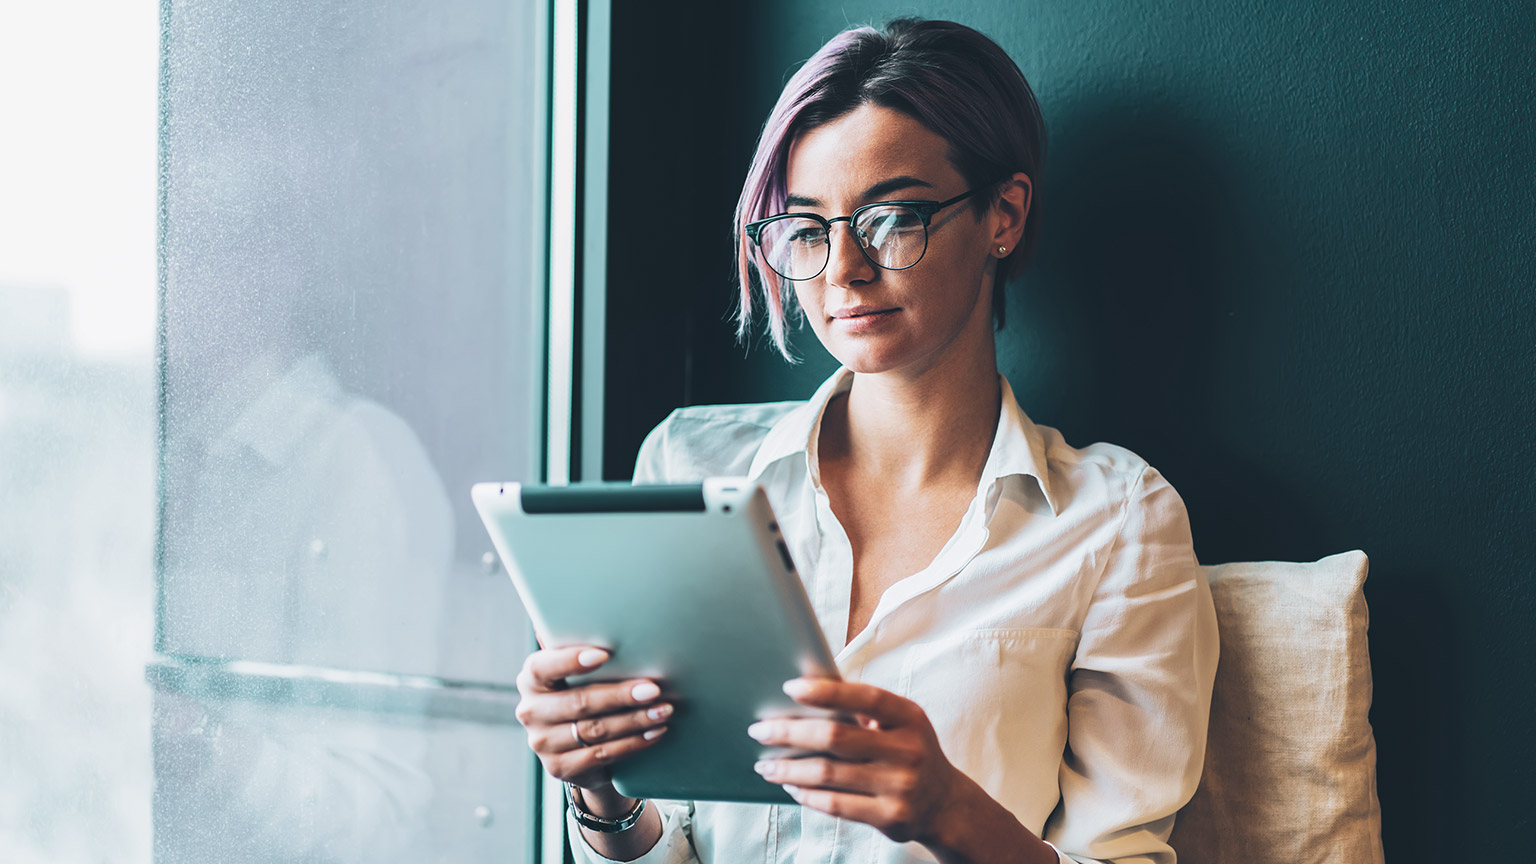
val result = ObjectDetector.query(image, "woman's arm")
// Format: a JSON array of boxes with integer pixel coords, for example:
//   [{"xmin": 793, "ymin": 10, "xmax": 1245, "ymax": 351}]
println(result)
[
  {"xmin": 513, "ymin": 646, "xmax": 692, "ymax": 863},
  {"xmin": 571, "ymin": 786, "xmax": 663, "ymax": 861},
  {"xmin": 1045, "ymin": 466, "xmax": 1217, "ymax": 861}
]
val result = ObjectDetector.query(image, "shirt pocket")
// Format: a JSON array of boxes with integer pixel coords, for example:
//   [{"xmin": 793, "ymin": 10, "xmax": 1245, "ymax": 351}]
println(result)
[{"xmin": 896, "ymin": 628, "xmax": 1078, "ymax": 834}]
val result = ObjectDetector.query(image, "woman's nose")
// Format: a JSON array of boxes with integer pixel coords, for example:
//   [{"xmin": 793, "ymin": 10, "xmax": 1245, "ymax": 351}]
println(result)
[{"xmin": 824, "ymin": 222, "xmax": 876, "ymax": 287}]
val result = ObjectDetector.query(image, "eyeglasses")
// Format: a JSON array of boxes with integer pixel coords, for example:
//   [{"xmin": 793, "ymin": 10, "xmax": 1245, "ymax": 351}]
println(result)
[{"xmin": 743, "ymin": 185, "xmax": 992, "ymax": 282}]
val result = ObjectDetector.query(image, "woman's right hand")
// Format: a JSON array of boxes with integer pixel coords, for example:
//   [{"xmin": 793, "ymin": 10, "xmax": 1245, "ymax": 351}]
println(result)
[{"xmin": 513, "ymin": 645, "xmax": 672, "ymax": 793}]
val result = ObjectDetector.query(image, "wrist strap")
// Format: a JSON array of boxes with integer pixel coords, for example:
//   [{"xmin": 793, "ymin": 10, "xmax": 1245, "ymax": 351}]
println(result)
[{"xmin": 565, "ymin": 783, "xmax": 647, "ymax": 834}]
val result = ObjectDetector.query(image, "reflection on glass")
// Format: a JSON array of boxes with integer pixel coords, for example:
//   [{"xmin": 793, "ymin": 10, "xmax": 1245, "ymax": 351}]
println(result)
[
  {"xmin": 155, "ymin": 349, "xmax": 451, "ymax": 861},
  {"xmin": 159, "ymin": 350, "xmax": 452, "ymax": 671}
]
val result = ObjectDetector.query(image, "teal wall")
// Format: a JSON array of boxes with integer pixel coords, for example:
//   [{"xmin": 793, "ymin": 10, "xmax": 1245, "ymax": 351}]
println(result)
[{"xmin": 603, "ymin": 2, "xmax": 1535, "ymax": 859}]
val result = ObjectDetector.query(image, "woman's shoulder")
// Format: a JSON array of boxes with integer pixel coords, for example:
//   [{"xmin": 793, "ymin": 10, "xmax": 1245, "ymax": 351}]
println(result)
[
  {"xmin": 1049, "ymin": 429, "xmax": 1149, "ymax": 477},
  {"xmin": 1029, "ymin": 419, "xmax": 1172, "ymax": 506},
  {"xmin": 633, "ymin": 400, "xmax": 804, "ymax": 483}
]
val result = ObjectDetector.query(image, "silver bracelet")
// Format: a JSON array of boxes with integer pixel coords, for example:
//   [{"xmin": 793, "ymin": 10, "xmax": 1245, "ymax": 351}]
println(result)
[{"xmin": 565, "ymin": 783, "xmax": 646, "ymax": 833}]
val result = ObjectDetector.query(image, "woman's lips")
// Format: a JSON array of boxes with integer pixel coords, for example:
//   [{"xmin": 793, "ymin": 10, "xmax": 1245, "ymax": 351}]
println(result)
[{"xmin": 830, "ymin": 306, "xmax": 899, "ymax": 332}]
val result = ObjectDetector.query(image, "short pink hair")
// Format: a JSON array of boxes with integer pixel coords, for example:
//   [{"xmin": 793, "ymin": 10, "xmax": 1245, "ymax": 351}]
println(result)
[{"xmin": 733, "ymin": 18, "xmax": 1048, "ymax": 359}]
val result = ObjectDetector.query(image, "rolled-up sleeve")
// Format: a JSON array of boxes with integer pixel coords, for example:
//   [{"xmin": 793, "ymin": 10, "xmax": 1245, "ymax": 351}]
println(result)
[
  {"xmin": 1046, "ymin": 466, "xmax": 1219, "ymax": 864},
  {"xmin": 568, "ymin": 800, "xmax": 700, "ymax": 864}
]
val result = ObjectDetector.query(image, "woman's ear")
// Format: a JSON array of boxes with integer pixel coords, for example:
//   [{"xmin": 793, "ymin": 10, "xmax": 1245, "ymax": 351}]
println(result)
[{"xmin": 990, "ymin": 172, "xmax": 1032, "ymax": 255}]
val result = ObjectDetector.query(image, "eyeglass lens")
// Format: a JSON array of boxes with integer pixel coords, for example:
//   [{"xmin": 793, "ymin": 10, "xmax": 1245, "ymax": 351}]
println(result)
[{"xmin": 757, "ymin": 204, "xmax": 929, "ymax": 281}]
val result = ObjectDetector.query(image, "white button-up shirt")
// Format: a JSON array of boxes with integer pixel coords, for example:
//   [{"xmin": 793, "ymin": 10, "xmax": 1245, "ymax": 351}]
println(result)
[{"xmin": 572, "ymin": 368, "xmax": 1218, "ymax": 864}]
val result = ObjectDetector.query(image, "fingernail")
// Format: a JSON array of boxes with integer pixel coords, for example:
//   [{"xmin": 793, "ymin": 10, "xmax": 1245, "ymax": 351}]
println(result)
[
  {"xmin": 782, "ymin": 679, "xmax": 813, "ymax": 698},
  {"xmin": 631, "ymin": 681, "xmax": 661, "ymax": 702},
  {"xmin": 577, "ymin": 649, "xmax": 608, "ymax": 668},
  {"xmin": 747, "ymin": 722, "xmax": 771, "ymax": 741},
  {"xmin": 783, "ymin": 784, "xmax": 803, "ymax": 800},
  {"xmin": 643, "ymin": 726, "xmax": 667, "ymax": 741},
  {"xmin": 753, "ymin": 760, "xmax": 777, "ymax": 777},
  {"xmin": 647, "ymin": 703, "xmax": 673, "ymax": 721}
]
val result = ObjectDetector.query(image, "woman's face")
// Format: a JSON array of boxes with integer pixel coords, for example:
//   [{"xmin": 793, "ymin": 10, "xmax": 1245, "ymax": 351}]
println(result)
[{"xmin": 781, "ymin": 103, "xmax": 1022, "ymax": 379}]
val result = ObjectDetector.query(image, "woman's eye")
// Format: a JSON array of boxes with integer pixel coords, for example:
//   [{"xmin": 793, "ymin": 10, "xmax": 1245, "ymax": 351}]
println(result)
[
  {"xmin": 871, "ymin": 213, "xmax": 922, "ymax": 232},
  {"xmin": 788, "ymin": 228, "xmax": 826, "ymax": 245}
]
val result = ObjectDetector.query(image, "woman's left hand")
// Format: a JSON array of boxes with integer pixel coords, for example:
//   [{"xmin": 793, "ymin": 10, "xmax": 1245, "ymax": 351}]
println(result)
[{"xmin": 747, "ymin": 677, "xmax": 968, "ymax": 846}]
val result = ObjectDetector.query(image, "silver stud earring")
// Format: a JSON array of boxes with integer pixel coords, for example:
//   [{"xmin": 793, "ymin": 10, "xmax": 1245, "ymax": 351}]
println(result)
[{"xmin": 997, "ymin": 245, "xmax": 1008, "ymax": 255}]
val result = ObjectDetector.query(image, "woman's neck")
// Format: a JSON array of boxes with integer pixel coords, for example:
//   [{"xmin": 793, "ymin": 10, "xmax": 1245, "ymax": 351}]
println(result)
[{"xmin": 822, "ymin": 346, "xmax": 1002, "ymax": 493}]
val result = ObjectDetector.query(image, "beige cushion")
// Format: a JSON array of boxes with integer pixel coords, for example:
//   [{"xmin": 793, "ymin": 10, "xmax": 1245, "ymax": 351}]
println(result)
[{"xmin": 1170, "ymin": 551, "xmax": 1385, "ymax": 864}]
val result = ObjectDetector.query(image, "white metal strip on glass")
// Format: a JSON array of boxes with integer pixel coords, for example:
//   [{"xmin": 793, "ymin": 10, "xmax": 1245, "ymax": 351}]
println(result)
[
  {"xmin": 145, "ymin": 655, "xmax": 521, "ymax": 722},
  {"xmin": 546, "ymin": 0, "xmax": 578, "ymax": 490}
]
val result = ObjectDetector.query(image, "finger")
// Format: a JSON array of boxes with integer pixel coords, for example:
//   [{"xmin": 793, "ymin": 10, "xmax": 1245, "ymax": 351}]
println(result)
[
  {"xmin": 754, "ymin": 755, "xmax": 881, "ymax": 794},
  {"xmin": 782, "ymin": 678, "xmax": 921, "ymax": 729},
  {"xmin": 746, "ymin": 716, "xmax": 884, "ymax": 761},
  {"xmin": 782, "ymin": 786, "xmax": 918, "ymax": 839},
  {"xmin": 547, "ymin": 726, "xmax": 669, "ymax": 780},
  {"xmin": 556, "ymin": 702, "xmax": 674, "ymax": 754},
  {"xmin": 517, "ymin": 646, "xmax": 611, "ymax": 693},
  {"xmin": 517, "ymin": 679, "xmax": 664, "ymax": 729}
]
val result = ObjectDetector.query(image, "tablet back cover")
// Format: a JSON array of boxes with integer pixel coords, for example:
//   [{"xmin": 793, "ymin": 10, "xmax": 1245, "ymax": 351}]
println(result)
[{"xmin": 472, "ymin": 479, "xmax": 839, "ymax": 803}]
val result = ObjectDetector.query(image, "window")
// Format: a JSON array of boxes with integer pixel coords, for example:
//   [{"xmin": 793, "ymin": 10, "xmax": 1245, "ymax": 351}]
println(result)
[
  {"xmin": 153, "ymin": 0, "xmax": 549, "ymax": 860},
  {"xmin": 1, "ymin": 0, "xmax": 554, "ymax": 860}
]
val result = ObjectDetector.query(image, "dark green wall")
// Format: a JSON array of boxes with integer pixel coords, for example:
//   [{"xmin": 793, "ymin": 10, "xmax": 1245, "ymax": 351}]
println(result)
[{"xmin": 603, "ymin": 2, "xmax": 1535, "ymax": 859}]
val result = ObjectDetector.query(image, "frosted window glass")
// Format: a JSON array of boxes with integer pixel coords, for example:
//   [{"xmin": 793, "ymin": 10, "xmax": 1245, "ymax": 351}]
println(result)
[{"xmin": 154, "ymin": 0, "xmax": 544, "ymax": 861}]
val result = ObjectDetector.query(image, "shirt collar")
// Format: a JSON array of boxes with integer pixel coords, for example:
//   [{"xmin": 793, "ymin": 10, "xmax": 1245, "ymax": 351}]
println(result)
[
  {"xmin": 747, "ymin": 367, "xmax": 853, "ymax": 483},
  {"xmin": 211, "ymin": 352, "xmax": 344, "ymax": 467},
  {"xmin": 746, "ymin": 367, "xmax": 1061, "ymax": 516},
  {"xmin": 985, "ymin": 375, "xmax": 1061, "ymax": 516}
]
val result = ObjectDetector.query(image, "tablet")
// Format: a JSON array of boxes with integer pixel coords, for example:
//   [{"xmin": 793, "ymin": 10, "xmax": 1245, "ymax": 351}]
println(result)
[{"xmin": 471, "ymin": 477, "xmax": 841, "ymax": 804}]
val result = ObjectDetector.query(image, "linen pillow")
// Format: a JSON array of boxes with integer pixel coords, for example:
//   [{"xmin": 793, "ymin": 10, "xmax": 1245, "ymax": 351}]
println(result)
[{"xmin": 1169, "ymin": 551, "xmax": 1385, "ymax": 864}]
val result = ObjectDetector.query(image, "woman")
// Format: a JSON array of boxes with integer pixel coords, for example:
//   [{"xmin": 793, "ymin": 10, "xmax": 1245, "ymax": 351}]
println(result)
[{"xmin": 513, "ymin": 18, "xmax": 1218, "ymax": 864}]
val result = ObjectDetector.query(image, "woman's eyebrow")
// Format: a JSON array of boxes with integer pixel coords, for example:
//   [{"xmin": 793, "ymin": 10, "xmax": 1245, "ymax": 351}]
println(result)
[
  {"xmin": 784, "ymin": 175, "xmax": 936, "ymax": 209},
  {"xmin": 862, "ymin": 175, "xmax": 935, "ymax": 200}
]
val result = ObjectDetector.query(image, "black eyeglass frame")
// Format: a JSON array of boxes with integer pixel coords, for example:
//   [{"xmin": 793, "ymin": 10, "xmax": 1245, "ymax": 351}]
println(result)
[{"xmin": 742, "ymin": 184, "xmax": 994, "ymax": 282}]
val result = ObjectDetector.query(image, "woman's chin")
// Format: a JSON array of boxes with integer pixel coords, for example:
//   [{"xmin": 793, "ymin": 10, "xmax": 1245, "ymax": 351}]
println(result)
[{"xmin": 821, "ymin": 340, "xmax": 916, "ymax": 377}]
